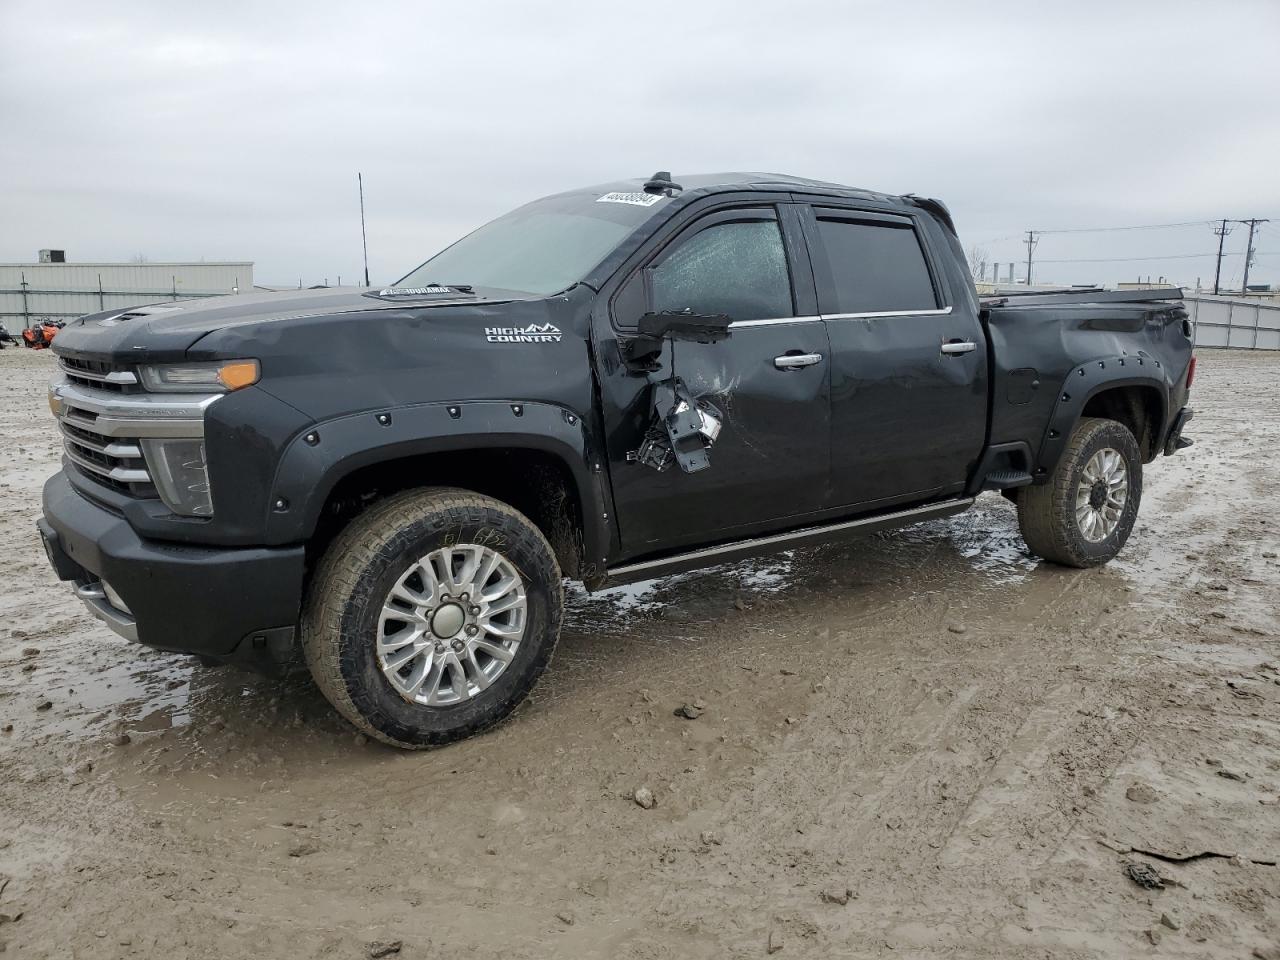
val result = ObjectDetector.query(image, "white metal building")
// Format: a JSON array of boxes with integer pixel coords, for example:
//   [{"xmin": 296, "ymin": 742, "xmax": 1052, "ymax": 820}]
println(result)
[
  {"xmin": 1185, "ymin": 294, "xmax": 1280, "ymax": 350},
  {"xmin": 0, "ymin": 260, "xmax": 253, "ymax": 326}
]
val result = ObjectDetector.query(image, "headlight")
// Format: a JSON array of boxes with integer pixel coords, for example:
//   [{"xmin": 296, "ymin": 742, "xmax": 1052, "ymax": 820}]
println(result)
[
  {"xmin": 137, "ymin": 360, "xmax": 260, "ymax": 393},
  {"xmin": 141, "ymin": 438, "xmax": 214, "ymax": 516}
]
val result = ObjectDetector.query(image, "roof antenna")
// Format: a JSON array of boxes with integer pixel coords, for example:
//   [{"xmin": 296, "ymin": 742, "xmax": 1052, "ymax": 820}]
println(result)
[{"xmin": 643, "ymin": 171, "xmax": 682, "ymax": 197}]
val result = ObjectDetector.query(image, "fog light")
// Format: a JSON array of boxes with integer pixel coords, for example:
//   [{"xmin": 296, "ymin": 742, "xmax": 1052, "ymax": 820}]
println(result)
[{"xmin": 141, "ymin": 438, "xmax": 214, "ymax": 516}]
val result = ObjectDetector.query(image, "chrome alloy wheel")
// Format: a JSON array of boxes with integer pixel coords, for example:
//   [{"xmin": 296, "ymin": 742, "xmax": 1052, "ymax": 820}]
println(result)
[
  {"xmin": 377, "ymin": 544, "xmax": 527, "ymax": 706},
  {"xmin": 1075, "ymin": 447, "xmax": 1129, "ymax": 542}
]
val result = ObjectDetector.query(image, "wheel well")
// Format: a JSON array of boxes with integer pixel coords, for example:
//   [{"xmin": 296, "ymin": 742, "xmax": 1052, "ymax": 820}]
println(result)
[
  {"xmin": 1080, "ymin": 385, "xmax": 1163, "ymax": 461},
  {"xmin": 308, "ymin": 448, "xmax": 586, "ymax": 579}
]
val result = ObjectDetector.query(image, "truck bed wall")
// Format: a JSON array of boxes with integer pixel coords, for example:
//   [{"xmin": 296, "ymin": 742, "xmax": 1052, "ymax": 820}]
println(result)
[{"xmin": 982, "ymin": 302, "xmax": 1193, "ymax": 473}]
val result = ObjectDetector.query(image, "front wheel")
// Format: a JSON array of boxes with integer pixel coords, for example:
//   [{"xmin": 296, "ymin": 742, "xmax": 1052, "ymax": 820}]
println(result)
[
  {"xmin": 303, "ymin": 488, "xmax": 563, "ymax": 748},
  {"xmin": 1016, "ymin": 417, "xmax": 1143, "ymax": 568}
]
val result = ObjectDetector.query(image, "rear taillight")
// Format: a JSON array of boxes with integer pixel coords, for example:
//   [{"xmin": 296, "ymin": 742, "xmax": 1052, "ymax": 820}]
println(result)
[{"xmin": 1185, "ymin": 355, "xmax": 1197, "ymax": 389}]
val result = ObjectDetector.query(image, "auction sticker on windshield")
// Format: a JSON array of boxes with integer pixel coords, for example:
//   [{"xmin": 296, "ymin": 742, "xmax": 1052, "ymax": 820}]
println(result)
[{"xmin": 597, "ymin": 192, "xmax": 664, "ymax": 206}]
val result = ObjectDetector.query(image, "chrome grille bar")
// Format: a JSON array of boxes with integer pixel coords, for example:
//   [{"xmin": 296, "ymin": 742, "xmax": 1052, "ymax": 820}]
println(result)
[
  {"xmin": 57, "ymin": 358, "xmax": 139, "ymax": 385},
  {"xmin": 50, "ymin": 373, "xmax": 218, "ymax": 497},
  {"xmin": 58, "ymin": 422, "xmax": 141, "ymax": 458},
  {"xmin": 63, "ymin": 442, "xmax": 151, "ymax": 484},
  {"xmin": 51, "ymin": 378, "xmax": 216, "ymax": 438}
]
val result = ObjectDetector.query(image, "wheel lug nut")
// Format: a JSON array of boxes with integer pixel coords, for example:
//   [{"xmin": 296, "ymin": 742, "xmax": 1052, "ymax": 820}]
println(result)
[
  {"xmin": 434, "ymin": 641, "xmax": 445, "ymax": 654},
  {"xmin": 460, "ymin": 593, "xmax": 469, "ymax": 602},
  {"xmin": 452, "ymin": 639, "xmax": 465, "ymax": 652},
  {"xmin": 466, "ymin": 625, "xmax": 478, "ymax": 635},
  {"xmin": 470, "ymin": 606, "xmax": 480, "ymax": 615}
]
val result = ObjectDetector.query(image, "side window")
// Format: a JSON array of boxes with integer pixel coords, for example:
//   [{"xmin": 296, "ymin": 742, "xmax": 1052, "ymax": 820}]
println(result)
[
  {"xmin": 650, "ymin": 219, "xmax": 793, "ymax": 323},
  {"xmin": 815, "ymin": 216, "xmax": 938, "ymax": 314}
]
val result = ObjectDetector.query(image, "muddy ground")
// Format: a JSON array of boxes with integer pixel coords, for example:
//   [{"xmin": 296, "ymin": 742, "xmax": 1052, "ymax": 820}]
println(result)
[{"xmin": 1, "ymin": 344, "xmax": 1277, "ymax": 959}]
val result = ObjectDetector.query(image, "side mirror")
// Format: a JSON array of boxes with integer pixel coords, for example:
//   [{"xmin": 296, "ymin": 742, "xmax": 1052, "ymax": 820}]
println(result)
[
  {"xmin": 622, "ymin": 310, "xmax": 733, "ymax": 372},
  {"xmin": 636, "ymin": 310, "xmax": 733, "ymax": 344}
]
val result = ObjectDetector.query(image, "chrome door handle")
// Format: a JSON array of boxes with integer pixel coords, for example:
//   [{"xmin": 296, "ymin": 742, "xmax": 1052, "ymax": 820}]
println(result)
[
  {"xmin": 774, "ymin": 352, "xmax": 823, "ymax": 370},
  {"xmin": 940, "ymin": 341, "xmax": 977, "ymax": 355}
]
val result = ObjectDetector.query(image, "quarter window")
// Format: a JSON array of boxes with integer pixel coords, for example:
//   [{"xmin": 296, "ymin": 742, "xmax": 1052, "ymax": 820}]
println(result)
[
  {"xmin": 815, "ymin": 217, "xmax": 938, "ymax": 314},
  {"xmin": 650, "ymin": 219, "xmax": 793, "ymax": 323}
]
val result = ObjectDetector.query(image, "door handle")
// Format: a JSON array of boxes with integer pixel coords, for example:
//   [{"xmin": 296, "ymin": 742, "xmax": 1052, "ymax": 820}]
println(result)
[
  {"xmin": 940, "ymin": 340, "xmax": 977, "ymax": 356},
  {"xmin": 774, "ymin": 352, "xmax": 823, "ymax": 370}
]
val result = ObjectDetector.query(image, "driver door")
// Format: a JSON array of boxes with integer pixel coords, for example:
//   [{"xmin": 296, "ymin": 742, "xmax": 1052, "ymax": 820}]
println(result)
[{"xmin": 596, "ymin": 204, "xmax": 832, "ymax": 556}]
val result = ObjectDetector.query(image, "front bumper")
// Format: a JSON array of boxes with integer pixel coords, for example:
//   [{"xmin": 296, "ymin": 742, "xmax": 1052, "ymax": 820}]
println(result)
[{"xmin": 39, "ymin": 471, "xmax": 306, "ymax": 660}]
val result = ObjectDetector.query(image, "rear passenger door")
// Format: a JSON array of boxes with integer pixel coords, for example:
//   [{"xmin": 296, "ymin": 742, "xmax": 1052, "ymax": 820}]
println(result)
[{"xmin": 802, "ymin": 206, "xmax": 987, "ymax": 509}]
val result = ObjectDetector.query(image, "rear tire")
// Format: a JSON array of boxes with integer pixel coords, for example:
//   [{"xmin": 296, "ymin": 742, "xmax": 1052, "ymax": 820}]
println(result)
[
  {"xmin": 1016, "ymin": 417, "xmax": 1142, "ymax": 568},
  {"xmin": 302, "ymin": 487, "xmax": 563, "ymax": 748}
]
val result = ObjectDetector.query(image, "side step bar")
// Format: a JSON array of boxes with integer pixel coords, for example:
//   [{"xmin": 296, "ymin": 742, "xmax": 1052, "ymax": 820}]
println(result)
[{"xmin": 603, "ymin": 497, "xmax": 974, "ymax": 587}]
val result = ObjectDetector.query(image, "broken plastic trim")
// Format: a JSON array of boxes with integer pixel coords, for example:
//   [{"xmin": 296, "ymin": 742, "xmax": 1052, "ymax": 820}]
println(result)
[
  {"xmin": 623, "ymin": 310, "xmax": 733, "ymax": 372},
  {"xmin": 632, "ymin": 378, "xmax": 723, "ymax": 474},
  {"xmin": 624, "ymin": 310, "xmax": 731, "ymax": 473}
]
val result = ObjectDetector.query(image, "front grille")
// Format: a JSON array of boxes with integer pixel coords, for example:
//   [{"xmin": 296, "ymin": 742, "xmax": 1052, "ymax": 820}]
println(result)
[
  {"xmin": 50, "ymin": 367, "xmax": 216, "ymax": 505},
  {"xmin": 59, "ymin": 414, "xmax": 156, "ymax": 497},
  {"xmin": 58, "ymin": 357, "xmax": 141, "ymax": 394}
]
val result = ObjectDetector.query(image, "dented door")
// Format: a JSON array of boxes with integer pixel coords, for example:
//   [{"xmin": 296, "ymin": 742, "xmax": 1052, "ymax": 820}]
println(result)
[{"xmin": 596, "ymin": 205, "xmax": 832, "ymax": 556}]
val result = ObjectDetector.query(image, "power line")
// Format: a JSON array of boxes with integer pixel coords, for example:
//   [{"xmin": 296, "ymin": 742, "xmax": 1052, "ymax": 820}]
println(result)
[
  {"xmin": 971, "ymin": 220, "xmax": 1216, "ymax": 246},
  {"xmin": 1036, "ymin": 252, "xmax": 1217, "ymax": 264},
  {"xmin": 968, "ymin": 217, "xmax": 1279, "ymax": 285},
  {"xmin": 1036, "ymin": 219, "xmax": 1215, "ymax": 235}
]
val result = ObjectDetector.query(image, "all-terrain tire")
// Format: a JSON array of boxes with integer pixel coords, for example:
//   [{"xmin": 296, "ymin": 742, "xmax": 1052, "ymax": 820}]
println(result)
[
  {"xmin": 302, "ymin": 487, "xmax": 563, "ymax": 748},
  {"xmin": 1016, "ymin": 417, "xmax": 1143, "ymax": 568}
]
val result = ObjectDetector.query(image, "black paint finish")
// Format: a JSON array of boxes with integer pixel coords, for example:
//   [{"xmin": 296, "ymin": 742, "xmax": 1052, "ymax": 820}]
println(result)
[{"xmin": 39, "ymin": 173, "xmax": 1195, "ymax": 660}]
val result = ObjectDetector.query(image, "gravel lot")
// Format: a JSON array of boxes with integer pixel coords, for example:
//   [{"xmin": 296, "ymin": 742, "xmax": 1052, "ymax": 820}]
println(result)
[{"xmin": 2, "ymin": 344, "xmax": 1278, "ymax": 959}]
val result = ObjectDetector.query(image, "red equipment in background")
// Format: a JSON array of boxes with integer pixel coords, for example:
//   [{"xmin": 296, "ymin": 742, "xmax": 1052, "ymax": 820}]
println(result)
[{"xmin": 21, "ymin": 319, "xmax": 64, "ymax": 349}]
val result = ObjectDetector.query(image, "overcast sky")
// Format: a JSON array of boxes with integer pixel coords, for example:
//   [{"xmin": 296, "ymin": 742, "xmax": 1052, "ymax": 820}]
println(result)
[{"xmin": 2, "ymin": 0, "xmax": 1278, "ymax": 290}]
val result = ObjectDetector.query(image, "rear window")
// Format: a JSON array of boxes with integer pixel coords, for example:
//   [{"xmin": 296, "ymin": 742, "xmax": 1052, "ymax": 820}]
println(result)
[{"xmin": 815, "ymin": 216, "xmax": 938, "ymax": 314}]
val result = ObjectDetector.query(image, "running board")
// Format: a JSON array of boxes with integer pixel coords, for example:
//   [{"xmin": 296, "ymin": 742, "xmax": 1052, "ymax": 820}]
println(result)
[{"xmin": 603, "ymin": 497, "xmax": 975, "ymax": 587}]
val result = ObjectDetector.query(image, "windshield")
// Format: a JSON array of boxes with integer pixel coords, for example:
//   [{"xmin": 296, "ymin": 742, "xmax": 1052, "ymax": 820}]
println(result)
[{"xmin": 393, "ymin": 189, "xmax": 669, "ymax": 297}]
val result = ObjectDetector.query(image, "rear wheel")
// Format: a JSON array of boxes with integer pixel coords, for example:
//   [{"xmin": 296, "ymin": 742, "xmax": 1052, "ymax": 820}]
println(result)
[
  {"xmin": 303, "ymin": 487, "xmax": 563, "ymax": 748},
  {"xmin": 1016, "ymin": 417, "xmax": 1142, "ymax": 568}
]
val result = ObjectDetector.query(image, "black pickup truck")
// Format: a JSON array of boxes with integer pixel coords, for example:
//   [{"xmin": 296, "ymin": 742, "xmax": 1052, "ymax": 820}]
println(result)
[{"xmin": 37, "ymin": 172, "xmax": 1195, "ymax": 747}]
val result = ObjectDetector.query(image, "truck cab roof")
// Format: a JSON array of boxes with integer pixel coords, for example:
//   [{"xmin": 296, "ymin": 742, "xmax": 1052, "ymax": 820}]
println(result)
[{"xmin": 566, "ymin": 172, "xmax": 904, "ymax": 206}]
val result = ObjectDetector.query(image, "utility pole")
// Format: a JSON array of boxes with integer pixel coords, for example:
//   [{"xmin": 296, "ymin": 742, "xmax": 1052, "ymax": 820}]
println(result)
[
  {"xmin": 358, "ymin": 172, "xmax": 371, "ymax": 288},
  {"xmin": 1237, "ymin": 218, "xmax": 1269, "ymax": 294},
  {"xmin": 1023, "ymin": 230, "xmax": 1039, "ymax": 286},
  {"xmin": 1212, "ymin": 219, "xmax": 1232, "ymax": 295}
]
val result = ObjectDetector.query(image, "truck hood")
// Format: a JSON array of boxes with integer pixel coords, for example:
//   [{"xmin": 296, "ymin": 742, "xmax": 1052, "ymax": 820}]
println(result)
[{"xmin": 52, "ymin": 287, "xmax": 500, "ymax": 362}]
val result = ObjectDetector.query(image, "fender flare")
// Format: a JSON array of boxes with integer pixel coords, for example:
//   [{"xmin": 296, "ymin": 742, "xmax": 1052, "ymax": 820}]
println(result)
[
  {"xmin": 1034, "ymin": 357, "xmax": 1170, "ymax": 479},
  {"xmin": 263, "ymin": 399, "xmax": 614, "ymax": 571}
]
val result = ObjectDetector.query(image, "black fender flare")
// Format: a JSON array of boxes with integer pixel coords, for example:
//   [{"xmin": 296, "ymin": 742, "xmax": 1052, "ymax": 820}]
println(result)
[
  {"xmin": 1034, "ymin": 356, "xmax": 1170, "ymax": 479},
  {"xmin": 263, "ymin": 399, "xmax": 614, "ymax": 573}
]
